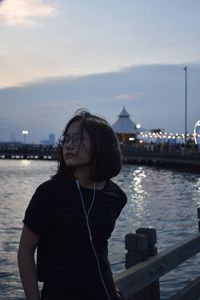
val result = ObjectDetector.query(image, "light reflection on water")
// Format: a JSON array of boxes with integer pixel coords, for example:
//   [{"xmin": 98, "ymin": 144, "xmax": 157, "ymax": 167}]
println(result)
[{"xmin": 0, "ymin": 160, "xmax": 200, "ymax": 299}]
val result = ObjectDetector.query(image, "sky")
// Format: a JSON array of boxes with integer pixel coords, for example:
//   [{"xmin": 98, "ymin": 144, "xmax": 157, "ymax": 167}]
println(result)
[{"xmin": 0, "ymin": 0, "xmax": 200, "ymax": 143}]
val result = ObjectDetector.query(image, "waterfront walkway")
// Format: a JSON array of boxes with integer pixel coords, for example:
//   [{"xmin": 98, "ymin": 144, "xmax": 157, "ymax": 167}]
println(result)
[
  {"xmin": 0, "ymin": 143, "xmax": 56, "ymax": 160},
  {"xmin": 0, "ymin": 143, "xmax": 200, "ymax": 171},
  {"xmin": 121, "ymin": 144, "xmax": 200, "ymax": 172}
]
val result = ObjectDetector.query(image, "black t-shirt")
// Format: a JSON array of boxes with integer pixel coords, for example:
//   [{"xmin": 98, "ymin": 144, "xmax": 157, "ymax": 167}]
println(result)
[{"xmin": 23, "ymin": 177, "xmax": 127, "ymax": 287}]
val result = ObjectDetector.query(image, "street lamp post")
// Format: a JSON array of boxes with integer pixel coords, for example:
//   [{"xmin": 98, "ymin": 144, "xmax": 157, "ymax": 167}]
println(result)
[
  {"xmin": 183, "ymin": 66, "xmax": 188, "ymax": 147},
  {"xmin": 22, "ymin": 130, "xmax": 29, "ymax": 144}
]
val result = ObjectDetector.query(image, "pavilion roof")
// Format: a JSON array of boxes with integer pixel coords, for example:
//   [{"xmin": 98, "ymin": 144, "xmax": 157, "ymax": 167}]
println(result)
[{"xmin": 112, "ymin": 107, "xmax": 140, "ymax": 134}]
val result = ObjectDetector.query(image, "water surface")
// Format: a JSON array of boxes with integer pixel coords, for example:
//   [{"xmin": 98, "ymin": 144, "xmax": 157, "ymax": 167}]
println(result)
[{"xmin": 0, "ymin": 160, "xmax": 200, "ymax": 299}]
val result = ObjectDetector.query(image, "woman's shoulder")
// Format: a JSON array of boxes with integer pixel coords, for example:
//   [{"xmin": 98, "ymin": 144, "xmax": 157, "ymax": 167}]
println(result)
[
  {"xmin": 104, "ymin": 180, "xmax": 127, "ymax": 205},
  {"xmin": 35, "ymin": 177, "xmax": 57, "ymax": 192},
  {"xmin": 30, "ymin": 178, "xmax": 54, "ymax": 197},
  {"xmin": 106, "ymin": 179, "xmax": 126, "ymax": 194},
  {"xmin": 35, "ymin": 176, "xmax": 75, "ymax": 195},
  {"xmin": 28, "ymin": 177, "xmax": 73, "ymax": 211}
]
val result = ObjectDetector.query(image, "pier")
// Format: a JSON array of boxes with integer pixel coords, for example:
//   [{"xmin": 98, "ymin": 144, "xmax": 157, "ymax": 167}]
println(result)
[
  {"xmin": 114, "ymin": 208, "xmax": 200, "ymax": 300},
  {"xmin": 121, "ymin": 144, "xmax": 200, "ymax": 172},
  {"xmin": 0, "ymin": 143, "xmax": 56, "ymax": 160},
  {"xmin": 0, "ymin": 143, "xmax": 200, "ymax": 172}
]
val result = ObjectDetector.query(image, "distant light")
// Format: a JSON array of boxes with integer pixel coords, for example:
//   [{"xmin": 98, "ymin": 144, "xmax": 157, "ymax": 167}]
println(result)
[
  {"xmin": 129, "ymin": 137, "xmax": 135, "ymax": 141},
  {"xmin": 136, "ymin": 124, "xmax": 141, "ymax": 129},
  {"xmin": 22, "ymin": 130, "xmax": 28, "ymax": 135},
  {"xmin": 22, "ymin": 130, "xmax": 29, "ymax": 144}
]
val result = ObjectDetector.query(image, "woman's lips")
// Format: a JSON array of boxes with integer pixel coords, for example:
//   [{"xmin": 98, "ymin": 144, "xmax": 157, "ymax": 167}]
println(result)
[{"xmin": 65, "ymin": 153, "xmax": 74, "ymax": 159}]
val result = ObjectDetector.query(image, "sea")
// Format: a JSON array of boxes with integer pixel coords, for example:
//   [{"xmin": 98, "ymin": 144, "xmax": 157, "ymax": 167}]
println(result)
[{"xmin": 0, "ymin": 159, "xmax": 200, "ymax": 300}]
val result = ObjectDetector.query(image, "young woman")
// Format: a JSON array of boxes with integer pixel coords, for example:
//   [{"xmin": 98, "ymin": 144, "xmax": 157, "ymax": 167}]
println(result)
[{"xmin": 18, "ymin": 110, "xmax": 127, "ymax": 300}]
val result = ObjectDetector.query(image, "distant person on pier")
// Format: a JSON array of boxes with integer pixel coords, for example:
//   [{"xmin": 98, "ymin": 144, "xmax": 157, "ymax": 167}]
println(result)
[{"xmin": 18, "ymin": 109, "xmax": 127, "ymax": 300}]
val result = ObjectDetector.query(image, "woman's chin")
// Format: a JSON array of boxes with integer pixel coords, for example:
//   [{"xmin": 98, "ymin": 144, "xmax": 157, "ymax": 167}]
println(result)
[{"xmin": 64, "ymin": 159, "xmax": 76, "ymax": 167}]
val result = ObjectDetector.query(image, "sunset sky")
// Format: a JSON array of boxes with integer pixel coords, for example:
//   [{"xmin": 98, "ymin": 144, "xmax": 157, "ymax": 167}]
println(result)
[{"xmin": 0, "ymin": 0, "xmax": 200, "ymax": 143}]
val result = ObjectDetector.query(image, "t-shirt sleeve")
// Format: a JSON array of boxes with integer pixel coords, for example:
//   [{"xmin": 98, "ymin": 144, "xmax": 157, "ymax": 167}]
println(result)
[
  {"xmin": 105, "ymin": 180, "xmax": 127, "ymax": 218},
  {"xmin": 116, "ymin": 191, "xmax": 127, "ymax": 218},
  {"xmin": 23, "ymin": 183, "xmax": 54, "ymax": 235}
]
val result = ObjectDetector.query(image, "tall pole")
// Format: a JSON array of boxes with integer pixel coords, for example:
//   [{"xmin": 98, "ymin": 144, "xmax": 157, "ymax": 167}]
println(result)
[
  {"xmin": 22, "ymin": 130, "xmax": 28, "ymax": 144},
  {"xmin": 183, "ymin": 66, "xmax": 188, "ymax": 147}
]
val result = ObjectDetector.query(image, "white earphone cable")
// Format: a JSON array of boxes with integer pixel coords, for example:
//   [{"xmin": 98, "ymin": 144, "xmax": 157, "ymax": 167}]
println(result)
[{"xmin": 76, "ymin": 180, "xmax": 111, "ymax": 300}]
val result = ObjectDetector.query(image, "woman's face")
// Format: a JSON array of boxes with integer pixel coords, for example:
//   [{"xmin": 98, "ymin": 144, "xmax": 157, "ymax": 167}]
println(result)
[{"xmin": 62, "ymin": 120, "xmax": 92, "ymax": 168}]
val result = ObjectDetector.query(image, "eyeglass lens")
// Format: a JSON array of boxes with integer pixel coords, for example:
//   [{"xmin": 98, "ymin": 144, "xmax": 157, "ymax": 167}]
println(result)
[{"xmin": 61, "ymin": 134, "xmax": 82, "ymax": 147}]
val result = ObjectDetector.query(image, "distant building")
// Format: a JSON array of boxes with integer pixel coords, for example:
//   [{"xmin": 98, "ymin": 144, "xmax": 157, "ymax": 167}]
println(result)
[
  {"xmin": 41, "ymin": 134, "xmax": 55, "ymax": 145},
  {"xmin": 112, "ymin": 107, "xmax": 168, "ymax": 144},
  {"xmin": 112, "ymin": 107, "xmax": 141, "ymax": 143}
]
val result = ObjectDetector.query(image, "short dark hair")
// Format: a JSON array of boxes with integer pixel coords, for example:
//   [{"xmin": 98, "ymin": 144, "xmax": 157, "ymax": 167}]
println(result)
[{"xmin": 55, "ymin": 110, "xmax": 122, "ymax": 181}]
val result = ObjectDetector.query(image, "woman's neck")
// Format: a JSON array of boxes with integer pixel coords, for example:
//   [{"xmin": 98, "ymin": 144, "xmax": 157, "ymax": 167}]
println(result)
[
  {"xmin": 74, "ymin": 167, "xmax": 106, "ymax": 190},
  {"xmin": 73, "ymin": 166, "xmax": 91, "ymax": 186}
]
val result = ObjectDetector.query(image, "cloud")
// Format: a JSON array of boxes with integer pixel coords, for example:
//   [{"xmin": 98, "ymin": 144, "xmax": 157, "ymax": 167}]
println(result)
[
  {"xmin": 0, "ymin": 0, "xmax": 55, "ymax": 26},
  {"xmin": 39, "ymin": 100, "xmax": 78, "ymax": 108},
  {"xmin": 0, "ymin": 117, "xmax": 10, "ymax": 127},
  {"xmin": 115, "ymin": 94, "xmax": 136, "ymax": 101},
  {"xmin": 0, "ymin": 63, "xmax": 200, "ymax": 142}
]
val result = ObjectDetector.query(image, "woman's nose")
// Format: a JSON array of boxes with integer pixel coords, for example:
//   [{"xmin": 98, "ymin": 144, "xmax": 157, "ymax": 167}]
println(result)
[{"xmin": 65, "ymin": 139, "xmax": 73, "ymax": 148}]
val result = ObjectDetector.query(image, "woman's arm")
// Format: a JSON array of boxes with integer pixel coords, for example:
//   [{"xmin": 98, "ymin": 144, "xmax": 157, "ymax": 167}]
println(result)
[{"xmin": 18, "ymin": 225, "xmax": 40, "ymax": 300}]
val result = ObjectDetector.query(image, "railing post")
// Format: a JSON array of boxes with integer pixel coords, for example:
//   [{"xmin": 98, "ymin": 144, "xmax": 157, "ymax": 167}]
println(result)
[
  {"xmin": 125, "ymin": 233, "xmax": 148, "ymax": 269},
  {"xmin": 136, "ymin": 228, "xmax": 160, "ymax": 300},
  {"xmin": 125, "ymin": 228, "xmax": 160, "ymax": 300}
]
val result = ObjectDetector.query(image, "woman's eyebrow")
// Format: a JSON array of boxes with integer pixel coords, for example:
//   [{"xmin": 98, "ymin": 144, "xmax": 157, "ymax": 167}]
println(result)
[{"xmin": 65, "ymin": 132, "xmax": 81, "ymax": 136}]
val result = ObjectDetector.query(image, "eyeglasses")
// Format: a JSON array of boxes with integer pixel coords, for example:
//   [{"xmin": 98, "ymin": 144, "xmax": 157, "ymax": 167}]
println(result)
[{"xmin": 59, "ymin": 133, "xmax": 83, "ymax": 147}]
